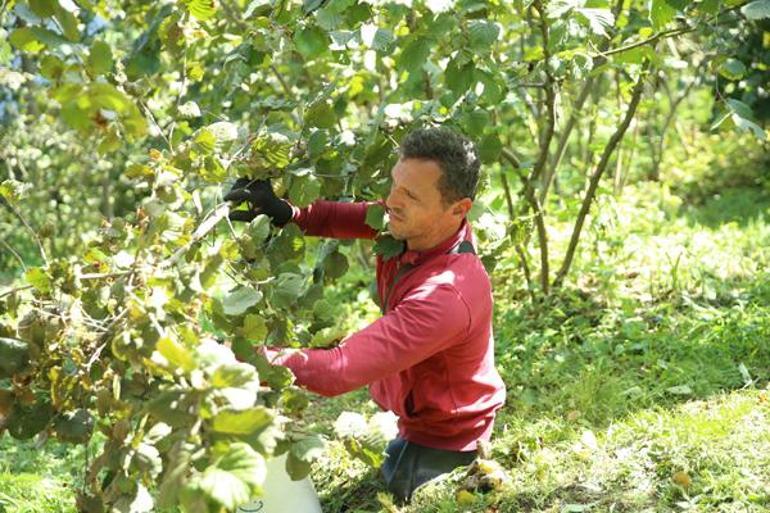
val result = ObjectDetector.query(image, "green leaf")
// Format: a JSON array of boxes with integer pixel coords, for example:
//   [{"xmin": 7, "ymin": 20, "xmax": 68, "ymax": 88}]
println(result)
[
  {"xmin": 365, "ymin": 204, "xmax": 386, "ymax": 231},
  {"xmin": 0, "ymin": 179, "xmax": 30, "ymax": 203},
  {"xmin": 575, "ymin": 8, "xmax": 615, "ymax": 36},
  {"xmin": 207, "ymin": 121, "xmax": 239, "ymax": 144},
  {"xmin": 397, "ymin": 37, "xmax": 431, "ymax": 73},
  {"xmin": 178, "ymin": 101, "xmax": 201, "ymax": 118},
  {"xmin": 649, "ymin": 0, "xmax": 676, "ymax": 30},
  {"xmin": 294, "ymin": 25, "xmax": 328, "ymax": 59},
  {"xmin": 196, "ymin": 443, "xmax": 266, "ymax": 510},
  {"xmin": 246, "ymin": 215, "xmax": 271, "ymax": 246},
  {"xmin": 0, "ymin": 40, "xmax": 12, "ymax": 66},
  {"xmin": 741, "ymin": 0, "xmax": 770, "ymax": 18},
  {"xmin": 697, "ymin": 0, "xmax": 721, "ymax": 13},
  {"xmin": 727, "ymin": 99, "xmax": 766, "ymax": 140},
  {"xmin": 468, "ymin": 20, "xmax": 499, "ymax": 51},
  {"xmin": 316, "ymin": 7, "xmax": 344, "ymax": 30},
  {"xmin": 0, "ymin": 338, "xmax": 30, "ymax": 379},
  {"xmin": 239, "ymin": 314, "xmax": 268, "ymax": 341},
  {"xmin": 250, "ymin": 130, "xmax": 294, "ymax": 170},
  {"xmin": 29, "ymin": 0, "xmax": 57, "ymax": 17},
  {"xmin": 287, "ymin": 434, "xmax": 325, "ymax": 480},
  {"xmin": 88, "ymin": 40, "xmax": 114, "ymax": 76},
  {"xmin": 211, "ymin": 407, "xmax": 273, "ymax": 435},
  {"xmin": 25, "ymin": 267, "xmax": 52, "ymax": 294},
  {"xmin": 9, "ymin": 28, "xmax": 47, "ymax": 53},
  {"xmin": 54, "ymin": 6, "xmax": 80, "ymax": 42},
  {"xmin": 309, "ymin": 326, "xmax": 346, "ymax": 347},
  {"xmin": 303, "ymin": 0, "xmax": 324, "ymax": 13},
  {"xmin": 157, "ymin": 336, "xmax": 197, "ymax": 372},
  {"xmin": 211, "ymin": 362, "xmax": 260, "ymax": 388},
  {"xmin": 194, "ymin": 129, "xmax": 216, "ymax": 155},
  {"xmin": 268, "ymin": 223, "xmax": 305, "ymax": 261},
  {"xmin": 611, "ymin": 45, "xmax": 655, "ymax": 65},
  {"xmin": 305, "ymin": 100, "xmax": 337, "ymax": 129},
  {"xmin": 8, "ymin": 399, "xmax": 54, "ymax": 440},
  {"xmin": 463, "ymin": 109, "xmax": 491, "ymax": 135},
  {"xmin": 146, "ymin": 390, "xmax": 197, "ymax": 427},
  {"xmin": 360, "ymin": 24, "xmax": 395, "ymax": 51},
  {"xmin": 323, "ymin": 251, "xmax": 349, "ymax": 280},
  {"xmin": 270, "ymin": 273, "xmax": 305, "ymax": 309},
  {"xmin": 718, "ymin": 58, "xmax": 747, "ymax": 80},
  {"xmin": 726, "ymin": 99, "xmax": 755, "ymax": 120},
  {"xmin": 478, "ymin": 132, "xmax": 502, "ymax": 164},
  {"xmin": 445, "ymin": 58, "xmax": 476, "ymax": 96},
  {"xmin": 223, "ymin": 287, "xmax": 263, "ymax": 316},
  {"xmin": 373, "ymin": 235, "xmax": 405, "ymax": 261},
  {"xmin": 185, "ymin": 0, "xmax": 217, "ymax": 20},
  {"xmin": 288, "ymin": 172, "xmax": 322, "ymax": 208},
  {"xmin": 54, "ymin": 409, "xmax": 94, "ymax": 444}
]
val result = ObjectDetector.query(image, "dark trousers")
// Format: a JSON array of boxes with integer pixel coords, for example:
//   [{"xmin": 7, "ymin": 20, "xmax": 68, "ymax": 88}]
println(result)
[{"xmin": 380, "ymin": 437, "xmax": 477, "ymax": 502}]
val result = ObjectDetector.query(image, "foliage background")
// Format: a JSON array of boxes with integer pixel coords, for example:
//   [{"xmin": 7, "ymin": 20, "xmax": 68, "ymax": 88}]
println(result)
[{"xmin": 0, "ymin": 0, "xmax": 769, "ymax": 511}]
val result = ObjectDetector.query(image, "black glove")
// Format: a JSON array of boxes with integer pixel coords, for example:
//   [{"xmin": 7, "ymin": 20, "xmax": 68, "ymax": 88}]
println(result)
[{"xmin": 224, "ymin": 178, "xmax": 293, "ymax": 226}]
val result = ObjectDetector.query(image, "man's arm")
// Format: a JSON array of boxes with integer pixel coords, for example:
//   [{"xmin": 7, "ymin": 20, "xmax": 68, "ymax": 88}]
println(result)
[
  {"xmin": 291, "ymin": 200, "xmax": 379, "ymax": 240},
  {"xmin": 266, "ymin": 282, "xmax": 470, "ymax": 397}
]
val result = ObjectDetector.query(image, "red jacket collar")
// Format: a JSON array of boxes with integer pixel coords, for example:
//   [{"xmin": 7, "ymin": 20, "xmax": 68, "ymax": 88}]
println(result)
[{"xmin": 398, "ymin": 219, "xmax": 473, "ymax": 266}]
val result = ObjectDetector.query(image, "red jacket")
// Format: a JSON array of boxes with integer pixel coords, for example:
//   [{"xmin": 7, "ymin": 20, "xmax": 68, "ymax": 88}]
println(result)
[{"xmin": 268, "ymin": 200, "xmax": 506, "ymax": 451}]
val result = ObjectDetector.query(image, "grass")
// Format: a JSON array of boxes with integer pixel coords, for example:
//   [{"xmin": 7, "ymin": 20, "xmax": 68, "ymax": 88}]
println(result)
[
  {"xmin": 3, "ymin": 168, "xmax": 770, "ymax": 512},
  {"xmin": 0, "ymin": 436, "xmax": 82, "ymax": 513}
]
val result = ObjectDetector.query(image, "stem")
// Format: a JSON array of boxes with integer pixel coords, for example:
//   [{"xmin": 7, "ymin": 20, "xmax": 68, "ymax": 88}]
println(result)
[
  {"xmin": 1, "ymin": 239, "xmax": 27, "ymax": 271},
  {"xmin": 500, "ymin": 171, "xmax": 515, "ymax": 220},
  {"xmin": 553, "ymin": 64, "xmax": 649, "ymax": 289},
  {"xmin": 0, "ymin": 284, "xmax": 33, "ymax": 299},
  {"xmin": 515, "ymin": 244, "xmax": 537, "ymax": 303},
  {"xmin": 165, "ymin": 202, "xmax": 231, "ymax": 267},
  {"xmin": 0, "ymin": 196, "xmax": 49, "ymax": 266},
  {"xmin": 271, "ymin": 64, "xmax": 293, "ymax": 99},
  {"xmin": 502, "ymin": 148, "xmax": 549, "ymax": 294},
  {"xmin": 596, "ymin": 27, "xmax": 694, "ymax": 58},
  {"xmin": 539, "ymin": 0, "xmax": 625, "ymax": 204},
  {"xmin": 529, "ymin": 0, "xmax": 557, "ymax": 189}
]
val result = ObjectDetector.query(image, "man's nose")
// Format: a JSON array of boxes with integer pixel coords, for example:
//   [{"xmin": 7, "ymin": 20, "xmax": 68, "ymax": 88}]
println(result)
[{"xmin": 385, "ymin": 189, "xmax": 399, "ymax": 210}]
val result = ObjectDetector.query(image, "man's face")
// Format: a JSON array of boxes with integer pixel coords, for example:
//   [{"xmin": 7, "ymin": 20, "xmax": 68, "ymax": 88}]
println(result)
[{"xmin": 385, "ymin": 158, "xmax": 469, "ymax": 251}]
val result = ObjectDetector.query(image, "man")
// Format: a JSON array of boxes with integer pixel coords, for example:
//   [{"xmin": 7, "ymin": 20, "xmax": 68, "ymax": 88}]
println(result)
[{"xmin": 225, "ymin": 127, "xmax": 506, "ymax": 502}]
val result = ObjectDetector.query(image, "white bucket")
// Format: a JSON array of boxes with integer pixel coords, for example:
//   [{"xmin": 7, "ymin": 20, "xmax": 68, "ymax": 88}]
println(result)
[{"xmin": 236, "ymin": 453, "xmax": 322, "ymax": 513}]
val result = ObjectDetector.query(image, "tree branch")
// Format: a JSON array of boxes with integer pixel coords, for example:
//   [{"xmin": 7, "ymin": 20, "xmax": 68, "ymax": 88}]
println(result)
[
  {"xmin": 1, "ymin": 238, "xmax": 27, "ymax": 271},
  {"xmin": 502, "ymin": 148, "xmax": 550, "ymax": 294},
  {"xmin": 596, "ymin": 27, "xmax": 694, "ymax": 58},
  {"xmin": 553, "ymin": 64, "xmax": 650, "ymax": 289},
  {"xmin": 0, "ymin": 196, "xmax": 49, "ymax": 266}
]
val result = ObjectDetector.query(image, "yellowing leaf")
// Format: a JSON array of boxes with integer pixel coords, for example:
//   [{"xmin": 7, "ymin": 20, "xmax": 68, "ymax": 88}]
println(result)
[{"xmin": 157, "ymin": 336, "xmax": 196, "ymax": 372}]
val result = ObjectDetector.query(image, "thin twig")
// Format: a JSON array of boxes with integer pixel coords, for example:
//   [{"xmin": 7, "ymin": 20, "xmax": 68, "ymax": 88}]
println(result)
[
  {"xmin": 0, "ymin": 196, "xmax": 49, "ymax": 266},
  {"xmin": 80, "ymin": 270, "xmax": 133, "ymax": 281},
  {"xmin": 1, "ymin": 239, "xmax": 27, "ymax": 271},
  {"xmin": 139, "ymin": 100, "xmax": 173, "ymax": 152},
  {"xmin": 0, "ymin": 284, "xmax": 33, "ymax": 299},
  {"xmin": 164, "ymin": 202, "xmax": 231, "ymax": 267},
  {"xmin": 502, "ymin": 148, "xmax": 550, "ymax": 294},
  {"xmin": 271, "ymin": 64, "xmax": 293, "ymax": 99},
  {"xmin": 596, "ymin": 27, "xmax": 694, "ymax": 58},
  {"xmin": 0, "ymin": 0, "xmax": 10, "ymax": 23}
]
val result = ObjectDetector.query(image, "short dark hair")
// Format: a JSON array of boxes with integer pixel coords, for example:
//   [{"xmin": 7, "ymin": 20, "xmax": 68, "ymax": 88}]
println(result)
[{"xmin": 400, "ymin": 127, "xmax": 481, "ymax": 204}]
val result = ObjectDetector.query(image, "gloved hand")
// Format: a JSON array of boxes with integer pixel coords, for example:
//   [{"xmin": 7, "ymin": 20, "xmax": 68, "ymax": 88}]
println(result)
[{"xmin": 224, "ymin": 178, "xmax": 293, "ymax": 226}]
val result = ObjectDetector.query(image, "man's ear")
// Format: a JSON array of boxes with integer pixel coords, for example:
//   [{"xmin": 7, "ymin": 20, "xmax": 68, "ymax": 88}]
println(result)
[{"xmin": 452, "ymin": 198, "xmax": 473, "ymax": 218}]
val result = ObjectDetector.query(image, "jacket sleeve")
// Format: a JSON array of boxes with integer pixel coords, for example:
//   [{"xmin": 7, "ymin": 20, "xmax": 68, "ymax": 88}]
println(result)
[
  {"xmin": 268, "ymin": 283, "xmax": 471, "ymax": 397},
  {"xmin": 290, "ymin": 200, "xmax": 379, "ymax": 240}
]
